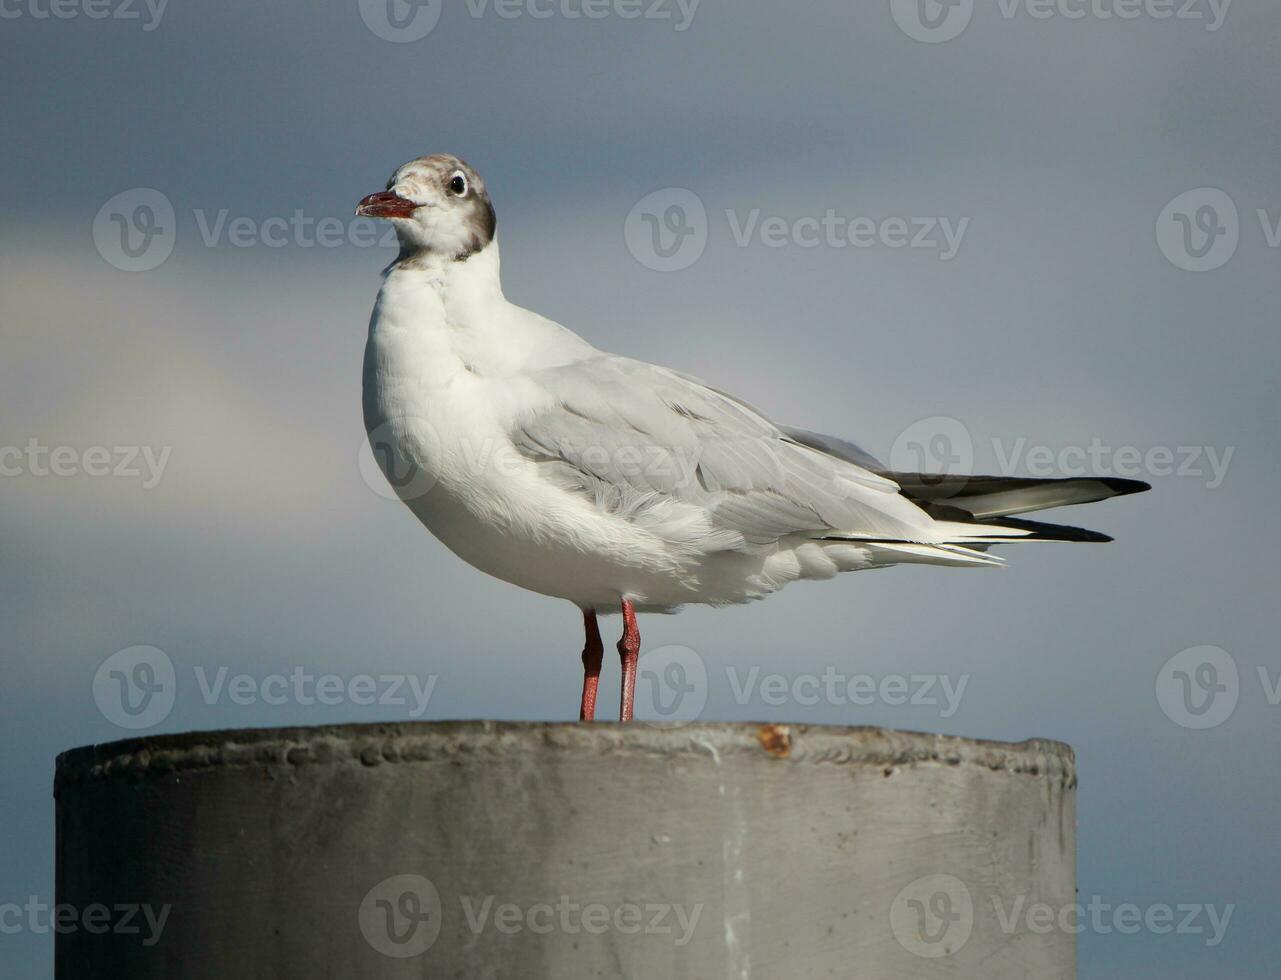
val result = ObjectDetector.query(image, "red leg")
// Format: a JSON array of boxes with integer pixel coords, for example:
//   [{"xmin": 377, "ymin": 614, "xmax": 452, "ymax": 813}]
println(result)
[
  {"xmin": 578, "ymin": 609, "xmax": 604, "ymax": 722},
  {"xmin": 617, "ymin": 598, "xmax": 640, "ymax": 722}
]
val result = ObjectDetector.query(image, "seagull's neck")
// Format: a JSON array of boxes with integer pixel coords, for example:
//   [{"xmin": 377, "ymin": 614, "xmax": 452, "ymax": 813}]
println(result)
[
  {"xmin": 374, "ymin": 236, "xmax": 507, "ymax": 340},
  {"xmin": 384, "ymin": 238, "xmax": 505, "ymax": 312},
  {"xmin": 370, "ymin": 236, "xmax": 594, "ymax": 379}
]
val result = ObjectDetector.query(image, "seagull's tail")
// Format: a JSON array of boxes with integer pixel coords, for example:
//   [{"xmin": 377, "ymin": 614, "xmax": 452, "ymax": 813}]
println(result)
[
  {"xmin": 891, "ymin": 474, "xmax": 1151, "ymax": 520},
  {"xmin": 822, "ymin": 475, "xmax": 1149, "ymax": 565},
  {"xmin": 928, "ymin": 516, "xmax": 1116, "ymax": 544},
  {"xmin": 902, "ymin": 473, "xmax": 1151, "ymax": 547},
  {"xmin": 783, "ymin": 428, "xmax": 1149, "ymax": 563}
]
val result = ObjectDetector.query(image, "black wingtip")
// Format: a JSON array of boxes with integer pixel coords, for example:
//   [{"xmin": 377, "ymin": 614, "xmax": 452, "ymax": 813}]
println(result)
[
  {"xmin": 1030, "ymin": 526, "xmax": 1114, "ymax": 543},
  {"xmin": 1101, "ymin": 477, "xmax": 1152, "ymax": 497},
  {"xmin": 983, "ymin": 516, "xmax": 1116, "ymax": 543}
]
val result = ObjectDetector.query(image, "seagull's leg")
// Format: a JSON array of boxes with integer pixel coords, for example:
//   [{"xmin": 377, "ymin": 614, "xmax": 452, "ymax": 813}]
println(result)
[
  {"xmin": 617, "ymin": 598, "xmax": 640, "ymax": 722},
  {"xmin": 578, "ymin": 609, "xmax": 604, "ymax": 722}
]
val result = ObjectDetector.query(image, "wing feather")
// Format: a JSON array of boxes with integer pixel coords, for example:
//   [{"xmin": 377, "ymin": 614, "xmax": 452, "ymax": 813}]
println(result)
[{"xmin": 509, "ymin": 357, "xmax": 933, "ymax": 553}]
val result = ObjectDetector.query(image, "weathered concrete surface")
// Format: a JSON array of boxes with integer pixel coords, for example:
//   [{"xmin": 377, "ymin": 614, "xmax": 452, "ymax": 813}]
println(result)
[{"xmin": 55, "ymin": 722, "xmax": 1076, "ymax": 978}]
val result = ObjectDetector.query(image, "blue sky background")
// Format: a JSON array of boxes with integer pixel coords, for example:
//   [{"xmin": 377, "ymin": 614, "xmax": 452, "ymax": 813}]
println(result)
[{"xmin": 2, "ymin": 1, "xmax": 1278, "ymax": 976}]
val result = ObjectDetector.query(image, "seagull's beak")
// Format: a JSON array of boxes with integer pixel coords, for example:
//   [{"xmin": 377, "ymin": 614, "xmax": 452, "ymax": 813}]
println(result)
[{"xmin": 355, "ymin": 191, "xmax": 417, "ymax": 219}]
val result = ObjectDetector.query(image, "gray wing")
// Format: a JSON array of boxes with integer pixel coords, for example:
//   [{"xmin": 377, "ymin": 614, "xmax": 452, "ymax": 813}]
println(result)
[
  {"xmin": 778, "ymin": 425, "xmax": 889, "ymax": 474},
  {"xmin": 510, "ymin": 356, "xmax": 932, "ymax": 553}
]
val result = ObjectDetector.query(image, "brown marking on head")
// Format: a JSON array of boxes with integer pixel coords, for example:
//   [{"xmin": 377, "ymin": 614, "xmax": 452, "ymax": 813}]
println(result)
[{"xmin": 356, "ymin": 153, "xmax": 497, "ymax": 263}]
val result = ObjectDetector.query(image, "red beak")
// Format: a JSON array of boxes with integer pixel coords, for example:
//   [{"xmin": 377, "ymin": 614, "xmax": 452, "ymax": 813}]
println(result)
[{"xmin": 355, "ymin": 190, "xmax": 417, "ymax": 219}]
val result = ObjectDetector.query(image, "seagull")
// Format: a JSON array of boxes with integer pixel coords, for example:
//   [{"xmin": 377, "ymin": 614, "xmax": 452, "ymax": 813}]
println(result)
[{"xmin": 357, "ymin": 154, "xmax": 1150, "ymax": 723}]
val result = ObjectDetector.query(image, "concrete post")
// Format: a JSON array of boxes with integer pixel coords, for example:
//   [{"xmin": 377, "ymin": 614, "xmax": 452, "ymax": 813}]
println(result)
[{"xmin": 55, "ymin": 722, "xmax": 1076, "ymax": 978}]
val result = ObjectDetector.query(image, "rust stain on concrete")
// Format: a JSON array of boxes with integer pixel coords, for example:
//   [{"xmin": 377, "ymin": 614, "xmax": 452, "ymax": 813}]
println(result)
[{"xmin": 757, "ymin": 724, "xmax": 791, "ymax": 758}]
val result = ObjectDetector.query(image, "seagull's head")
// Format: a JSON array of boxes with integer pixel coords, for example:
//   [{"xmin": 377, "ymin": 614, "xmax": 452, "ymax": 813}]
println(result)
[{"xmin": 356, "ymin": 154, "xmax": 496, "ymax": 261}]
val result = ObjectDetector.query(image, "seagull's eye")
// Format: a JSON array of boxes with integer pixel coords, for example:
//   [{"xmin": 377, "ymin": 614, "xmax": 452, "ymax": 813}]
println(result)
[{"xmin": 449, "ymin": 173, "xmax": 468, "ymax": 196}]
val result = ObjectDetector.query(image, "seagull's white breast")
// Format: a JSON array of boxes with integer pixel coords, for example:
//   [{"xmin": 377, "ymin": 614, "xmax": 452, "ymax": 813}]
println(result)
[{"xmin": 362, "ymin": 246, "xmax": 705, "ymax": 610}]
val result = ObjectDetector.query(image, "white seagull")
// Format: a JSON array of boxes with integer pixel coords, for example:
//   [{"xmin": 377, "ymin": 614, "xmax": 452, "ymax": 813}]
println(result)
[{"xmin": 357, "ymin": 154, "xmax": 1149, "ymax": 722}]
